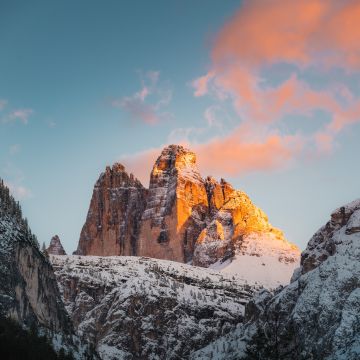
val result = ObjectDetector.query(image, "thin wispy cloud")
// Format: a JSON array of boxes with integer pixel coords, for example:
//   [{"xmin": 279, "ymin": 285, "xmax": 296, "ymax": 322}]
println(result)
[
  {"xmin": 0, "ymin": 99, "xmax": 8, "ymax": 111},
  {"xmin": 5, "ymin": 182, "xmax": 32, "ymax": 200},
  {"xmin": 2, "ymin": 163, "xmax": 32, "ymax": 200},
  {"xmin": 9, "ymin": 144, "xmax": 21, "ymax": 155},
  {"xmin": 112, "ymin": 71, "xmax": 172, "ymax": 125},
  {"xmin": 2, "ymin": 108, "xmax": 33, "ymax": 125},
  {"xmin": 8, "ymin": 109, "xmax": 33, "ymax": 124}
]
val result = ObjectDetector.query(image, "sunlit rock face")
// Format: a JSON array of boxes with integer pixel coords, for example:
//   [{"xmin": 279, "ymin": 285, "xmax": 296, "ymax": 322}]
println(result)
[
  {"xmin": 193, "ymin": 181, "xmax": 299, "ymax": 271},
  {"xmin": 47, "ymin": 235, "xmax": 67, "ymax": 255},
  {"xmin": 137, "ymin": 145, "xmax": 208, "ymax": 263},
  {"xmin": 75, "ymin": 145, "xmax": 300, "ymax": 285},
  {"xmin": 74, "ymin": 163, "xmax": 147, "ymax": 256}
]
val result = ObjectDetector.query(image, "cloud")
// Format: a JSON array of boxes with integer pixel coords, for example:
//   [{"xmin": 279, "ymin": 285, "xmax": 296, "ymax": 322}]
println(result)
[
  {"xmin": 112, "ymin": 71, "xmax": 172, "ymax": 125},
  {"xmin": 119, "ymin": 125, "xmax": 304, "ymax": 184},
  {"xmin": 0, "ymin": 99, "xmax": 8, "ymax": 111},
  {"xmin": 193, "ymin": 127, "xmax": 303, "ymax": 177},
  {"xmin": 119, "ymin": 147, "xmax": 161, "ymax": 186},
  {"xmin": 192, "ymin": 0, "xmax": 360, "ymax": 162},
  {"xmin": 119, "ymin": 1, "xmax": 360, "ymax": 181},
  {"xmin": 9, "ymin": 144, "xmax": 21, "ymax": 155},
  {"xmin": 5, "ymin": 182, "xmax": 32, "ymax": 200},
  {"xmin": 3, "ymin": 109, "xmax": 33, "ymax": 124}
]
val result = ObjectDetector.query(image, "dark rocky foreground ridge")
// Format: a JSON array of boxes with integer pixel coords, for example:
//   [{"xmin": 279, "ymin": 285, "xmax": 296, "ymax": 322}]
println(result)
[
  {"xmin": 0, "ymin": 180, "xmax": 95, "ymax": 359},
  {"xmin": 192, "ymin": 199, "xmax": 360, "ymax": 360}
]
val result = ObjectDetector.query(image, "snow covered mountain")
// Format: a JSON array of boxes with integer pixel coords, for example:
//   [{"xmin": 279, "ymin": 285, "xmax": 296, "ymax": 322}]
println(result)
[
  {"xmin": 192, "ymin": 199, "xmax": 360, "ymax": 360},
  {"xmin": 0, "ymin": 180, "xmax": 92, "ymax": 358},
  {"xmin": 74, "ymin": 145, "xmax": 300, "ymax": 287},
  {"xmin": 0, "ymin": 180, "xmax": 69, "ymax": 331},
  {"xmin": 51, "ymin": 255, "xmax": 260, "ymax": 360}
]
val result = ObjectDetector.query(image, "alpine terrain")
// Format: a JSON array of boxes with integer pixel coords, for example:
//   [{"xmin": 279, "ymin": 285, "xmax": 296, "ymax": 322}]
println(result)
[
  {"xmin": 75, "ymin": 145, "xmax": 300, "ymax": 288},
  {"xmin": 192, "ymin": 199, "xmax": 360, "ymax": 360}
]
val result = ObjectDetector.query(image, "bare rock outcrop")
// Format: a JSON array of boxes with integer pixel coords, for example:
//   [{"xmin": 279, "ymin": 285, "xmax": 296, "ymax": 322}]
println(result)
[
  {"xmin": 137, "ymin": 145, "xmax": 208, "ymax": 262},
  {"xmin": 193, "ymin": 180, "xmax": 298, "ymax": 271},
  {"xmin": 74, "ymin": 163, "xmax": 147, "ymax": 256},
  {"xmin": 75, "ymin": 145, "xmax": 299, "ymax": 280},
  {"xmin": 47, "ymin": 235, "xmax": 67, "ymax": 255}
]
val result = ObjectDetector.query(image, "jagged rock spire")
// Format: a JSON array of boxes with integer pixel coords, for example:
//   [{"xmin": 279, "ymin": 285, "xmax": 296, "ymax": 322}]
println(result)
[
  {"xmin": 74, "ymin": 163, "xmax": 147, "ymax": 256},
  {"xmin": 47, "ymin": 235, "xmax": 67, "ymax": 255}
]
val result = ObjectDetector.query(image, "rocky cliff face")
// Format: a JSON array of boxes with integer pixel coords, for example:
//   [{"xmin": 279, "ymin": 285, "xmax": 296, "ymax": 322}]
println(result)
[
  {"xmin": 75, "ymin": 145, "xmax": 299, "ymax": 286},
  {"xmin": 51, "ymin": 255, "xmax": 259, "ymax": 360},
  {"xmin": 75, "ymin": 163, "xmax": 147, "ymax": 256},
  {"xmin": 0, "ymin": 180, "xmax": 85, "ymax": 356},
  {"xmin": 192, "ymin": 199, "xmax": 360, "ymax": 360},
  {"xmin": 0, "ymin": 182, "xmax": 71, "ymax": 333},
  {"xmin": 137, "ymin": 145, "xmax": 208, "ymax": 263},
  {"xmin": 47, "ymin": 235, "xmax": 67, "ymax": 255}
]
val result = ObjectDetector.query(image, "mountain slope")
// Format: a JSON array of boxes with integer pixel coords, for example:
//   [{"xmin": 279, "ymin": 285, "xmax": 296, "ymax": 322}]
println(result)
[
  {"xmin": 192, "ymin": 199, "xmax": 360, "ymax": 360},
  {"xmin": 0, "ymin": 180, "xmax": 71, "ymax": 332},
  {"xmin": 0, "ymin": 180, "xmax": 93, "ymax": 358},
  {"xmin": 51, "ymin": 255, "xmax": 260, "ymax": 360}
]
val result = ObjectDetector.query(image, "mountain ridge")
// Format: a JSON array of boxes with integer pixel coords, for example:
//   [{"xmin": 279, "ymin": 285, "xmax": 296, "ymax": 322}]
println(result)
[{"xmin": 74, "ymin": 145, "xmax": 300, "ymax": 287}]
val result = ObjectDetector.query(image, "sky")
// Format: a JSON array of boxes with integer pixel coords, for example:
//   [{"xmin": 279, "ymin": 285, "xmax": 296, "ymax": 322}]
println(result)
[{"xmin": 1, "ymin": 0, "xmax": 359, "ymax": 254}]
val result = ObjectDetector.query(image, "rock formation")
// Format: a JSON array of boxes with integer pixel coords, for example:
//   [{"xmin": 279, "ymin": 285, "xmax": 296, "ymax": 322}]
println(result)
[
  {"xmin": 47, "ymin": 235, "xmax": 67, "ymax": 255},
  {"xmin": 0, "ymin": 181, "xmax": 71, "ymax": 333},
  {"xmin": 0, "ymin": 180, "xmax": 90, "ymax": 357},
  {"xmin": 192, "ymin": 199, "xmax": 360, "ymax": 360},
  {"xmin": 75, "ymin": 145, "xmax": 299, "ymax": 281},
  {"xmin": 137, "ymin": 145, "xmax": 208, "ymax": 263},
  {"xmin": 74, "ymin": 163, "xmax": 147, "ymax": 256}
]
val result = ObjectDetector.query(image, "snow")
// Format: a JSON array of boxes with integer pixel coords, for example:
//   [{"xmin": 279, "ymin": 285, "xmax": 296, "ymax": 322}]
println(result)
[
  {"xmin": 51, "ymin": 255, "xmax": 260, "ymax": 359},
  {"xmin": 210, "ymin": 232, "xmax": 300, "ymax": 288},
  {"xmin": 192, "ymin": 201, "xmax": 360, "ymax": 360},
  {"xmin": 346, "ymin": 209, "xmax": 360, "ymax": 233}
]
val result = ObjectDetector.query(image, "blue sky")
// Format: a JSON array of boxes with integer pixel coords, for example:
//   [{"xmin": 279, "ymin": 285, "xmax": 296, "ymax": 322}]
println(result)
[{"xmin": 1, "ymin": 0, "xmax": 359, "ymax": 253}]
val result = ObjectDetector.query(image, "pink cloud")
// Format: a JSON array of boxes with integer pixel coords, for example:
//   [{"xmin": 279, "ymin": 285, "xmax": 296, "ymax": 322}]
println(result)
[
  {"xmin": 120, "ymin": 126, "xmax": 304, "ymax": 183},
  {"xmin": 5, "ymin": 182, "xmax": 32, "ymax": 200},
  {"xmin": 192, "ymin": 0, "xmax": 360, "ymax": 162},
  {"xmin": 120, "ymin": 147, "xmax": 161, "ymax": 186},
  {"xmin": 3, "ymin": 109, "xmax": 33, "ymax": 124},
  {"xmin": 122, "ymin": 1, "xmax": 360, "ymax": 180},
  {"xmin": 0, "ymin": 99, "xmax": 8, "ymax": 111},
  {"xmin": 112, "ymin": 71, "xmax": 172, "ymax": 125}
]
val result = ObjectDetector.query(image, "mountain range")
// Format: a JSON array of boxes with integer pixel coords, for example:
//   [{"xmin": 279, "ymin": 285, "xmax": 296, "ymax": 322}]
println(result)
[{"xmin": 0, "ymin": 145, "xmax": 359, "ymax": 359}]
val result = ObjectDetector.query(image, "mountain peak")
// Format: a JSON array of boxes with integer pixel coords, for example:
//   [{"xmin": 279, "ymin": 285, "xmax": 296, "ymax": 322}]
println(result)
[
  {"xmin": 47, "ymin": 235, "xmax": 67, "ymax": 255},
  {"xmin": 152, "ymin": 144, "xmax": 199, "ymax": 178},
  {"xmin": 99, "ymin": 162, "xmax": 144, "ymax": 189}
]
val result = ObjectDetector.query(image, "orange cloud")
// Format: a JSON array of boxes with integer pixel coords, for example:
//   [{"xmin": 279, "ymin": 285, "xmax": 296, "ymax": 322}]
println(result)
[
  {"xmin": 123, "ymin": 1, "xmax": 360, "ymax": 181},
  {"xmin": 211, "ymin": 0, "xmax": 360, "ymax": 70},
  {"xmin": 194, "ymin": 129, "xmax": 303, "ymax": 177},
  {"xmin": 120, "ymin": 147, "xmax": 161, "ymax": 186},
  {"xmin": 120, "ymin": 126, "xmax": 304, "ymax": 183},
  {"xmin": 192, "ymin": 0, "xmax": 360, "ymax": 160}
]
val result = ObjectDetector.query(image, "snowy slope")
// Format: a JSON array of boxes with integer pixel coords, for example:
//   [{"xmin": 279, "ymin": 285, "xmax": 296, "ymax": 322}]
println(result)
[
  {"xmin": 210, "ymin": 232, "xmax": 300, "ymax": 288},
  {"xmin": 51, "ymin": 255, "xmax": 261, "ymax": 360},
  {"xmin": 192, "ymin": 199, "xmax": 360, "ymax": 360}
]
